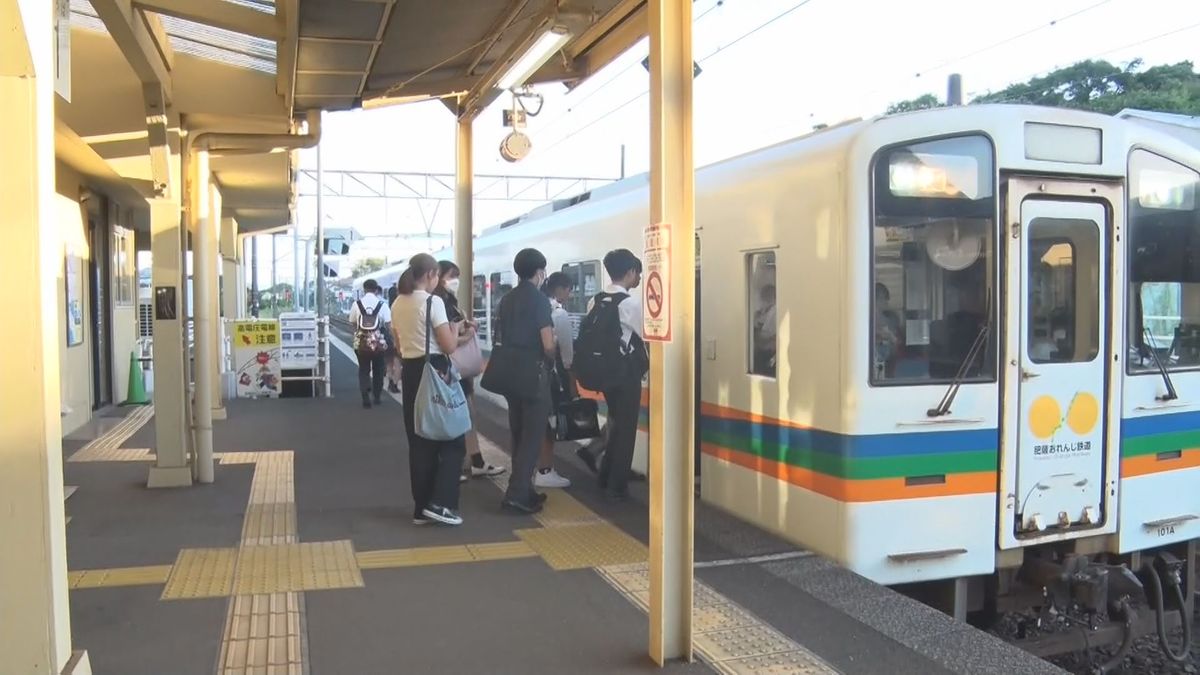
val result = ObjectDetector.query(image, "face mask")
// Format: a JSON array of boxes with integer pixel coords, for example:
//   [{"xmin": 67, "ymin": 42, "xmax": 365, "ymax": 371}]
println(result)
[{"xmin": 445, "ymin": 278, "xmax": 461, "ymax": 294}]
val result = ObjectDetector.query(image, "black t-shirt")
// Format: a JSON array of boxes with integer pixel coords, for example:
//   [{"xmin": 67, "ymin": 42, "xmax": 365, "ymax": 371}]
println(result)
[
  {"xmin": 496, "ymin": 280, "xmax": 552, "ymax": 349},
  {"xmin": 439, "ymin": 289, "xmax": 465, "ymax": 323}
]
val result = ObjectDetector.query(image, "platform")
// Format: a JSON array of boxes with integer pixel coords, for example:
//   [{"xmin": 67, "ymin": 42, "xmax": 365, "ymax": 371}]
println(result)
[{"xmin": 60, "ymin": 342, "xmax": 1063, "ymax": 675}]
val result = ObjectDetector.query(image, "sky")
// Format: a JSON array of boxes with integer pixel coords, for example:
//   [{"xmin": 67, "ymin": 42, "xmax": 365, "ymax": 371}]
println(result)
[{"xmin": 255, "ymin": 0, "xmax": 1200, "ymax": 288}]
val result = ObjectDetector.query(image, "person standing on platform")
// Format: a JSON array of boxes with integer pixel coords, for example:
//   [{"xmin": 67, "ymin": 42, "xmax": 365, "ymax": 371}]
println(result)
[
  {"xmin": 385, "ymin": 282, "xmax": 402, "ymax": 394},
  {"xmin": 535, "ymin": 272, "xmax": 575, "ymax": 489},
  {"xmin": 578, "ymin": 249, "xmax": 647, "ymax": 501},
  {"xmin": 432, "ymin": 260, "xmax": 506, "ymax": 482},
  {"xmin": 348, "ymin": 278, "xmax": 390, "ymax": 408},
  {"xmin": 494, "ymin": 248, "xmax": 556, "ymax": 514},
  {"xmin": 391, "ymin": 254, "xmax": 467, "ymax": 526}
]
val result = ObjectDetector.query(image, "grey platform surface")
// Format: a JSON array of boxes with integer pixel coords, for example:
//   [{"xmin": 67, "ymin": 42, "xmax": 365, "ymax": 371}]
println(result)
[{"xmin": 61, "ymin": 334, "xmax": 1062, "ymax": 675}]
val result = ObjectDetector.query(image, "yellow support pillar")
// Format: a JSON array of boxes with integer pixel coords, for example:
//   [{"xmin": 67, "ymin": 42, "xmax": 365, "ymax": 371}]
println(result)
[
  {"xmin": 454, "ymin": 117, "xmax": 474, "ymax": 309},
  {"xmin": 0, "ymin": 1, "xmax": 89, "ymax": 672},
  {"xmin": 647, "ymin": 0, "xmax": 696, "ymax": 665}
]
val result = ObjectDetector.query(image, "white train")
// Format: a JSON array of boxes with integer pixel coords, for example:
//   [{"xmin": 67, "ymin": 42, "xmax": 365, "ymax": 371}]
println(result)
[{"xmin": 353, "ymin": 104, "xmax": 1200, "ymax": 650}]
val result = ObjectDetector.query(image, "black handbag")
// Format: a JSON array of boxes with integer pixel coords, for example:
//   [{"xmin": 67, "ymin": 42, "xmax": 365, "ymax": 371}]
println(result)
[
  {"xmin": 480, "ymin": 291, "xmax": 547, "ymax": 399},
  {"xmin": 552, "ymin": 397, "xmax": 601, "ymax": 442}
]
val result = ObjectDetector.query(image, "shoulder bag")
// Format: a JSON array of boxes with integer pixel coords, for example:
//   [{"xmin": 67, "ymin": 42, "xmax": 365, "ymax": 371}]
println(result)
[{"xmin": 414, "ymin": 296, "xmax": 472, "ymax": 441}]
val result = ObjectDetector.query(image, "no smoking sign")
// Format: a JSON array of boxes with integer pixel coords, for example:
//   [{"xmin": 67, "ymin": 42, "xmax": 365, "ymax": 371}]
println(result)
[{"xmin": 643, "ymin": 222, "xmax": 671, "ymax": 342}]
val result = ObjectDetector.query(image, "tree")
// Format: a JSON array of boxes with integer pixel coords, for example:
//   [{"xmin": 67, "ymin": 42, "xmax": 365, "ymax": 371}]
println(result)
[
  {"xmin": 351, "ymin": 257, "xmax": 388, "ymax": 278},
  {"xmin": 886, "ymin": 93, "xmax": 944, "ymax": 115},
  {"xmin": 884, "ymin": 60, "xmax": 1200, "ymax": 116},
  {"xmin": 971, "ymin": 59, "xmax": 1200, "ymax": 115}
]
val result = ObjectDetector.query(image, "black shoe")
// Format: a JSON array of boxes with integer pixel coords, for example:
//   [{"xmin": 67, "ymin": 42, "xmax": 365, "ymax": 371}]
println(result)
[
  {"xmin": 388, "ymin": 382, "xmax": 400, "ymax": 394},
  {"xmin": 629, "ymin": 472, "xmax": 646, "ymax": 482},
  {"xmin": 501, "ymin": 497, "xmax": 543, "ymax": 514},
  {"xmin": 421, "ymin": 504, "xmax": 463, "ymax": 526},
  {"xmin": 373, "ymin": 394, "xmax": 382, "ymax": 405},
  {"xmin": 603, "ymin": 489, "xmax": 630, "ymax": 502},
  {"xmin": 362, "ymin": 395, "xmax": 372, "ymax": 409},
  {"xmin": 576, "ymin": 447, "xmax": 598, "ymax": 475},
  {"xmin": 534, "ymin": 491, "xmax": 548, "ymax": 504}
]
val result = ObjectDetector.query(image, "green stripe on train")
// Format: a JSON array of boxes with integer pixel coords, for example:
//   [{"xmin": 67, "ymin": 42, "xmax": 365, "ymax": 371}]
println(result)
[
  {"xmin": 701, "ymin": 430, "xmax": 997, "ymax": 480},
  {"xmin": 1121, "ymin": 430, "xmax": 1200, "ymax": 458}
]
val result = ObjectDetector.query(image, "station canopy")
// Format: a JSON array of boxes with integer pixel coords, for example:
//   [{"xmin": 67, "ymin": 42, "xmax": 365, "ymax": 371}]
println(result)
[{"xmin": 57, "ymin": 0, "xmax": 649, "ymax": 233}]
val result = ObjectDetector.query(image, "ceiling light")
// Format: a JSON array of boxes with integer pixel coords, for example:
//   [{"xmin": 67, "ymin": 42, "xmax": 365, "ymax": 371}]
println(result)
[{"xmin": 496, "ymin": 26, "xmax": 570, "ymax": 91}]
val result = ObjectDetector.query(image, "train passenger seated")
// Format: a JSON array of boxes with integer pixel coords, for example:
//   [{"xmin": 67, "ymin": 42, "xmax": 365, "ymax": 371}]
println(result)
[
  {"xmin": 347, "ymin": 278, "xmax": 390, "ymax": 408},
  {"xmin": 874, "ymin": 283, "xmax": 901, "ymax": 377},
  {"xmin": 535, "ymin": 272, "xmax": 576, "ymax": 489},
  {"xmin": 391, "ymin": 254, "xmax": 467, "ymax": 526},
  {"xmin": 432, "ymin": 260, "xmax": 505, "ymax": 482},
  {"xmin": 581, "ymin": 249, "xmax": 648, "ymax": 501},
  {"xmin": 929, "ymin": 275, "xmax": 987, "ymax": 379},
  {"xmin": 495, "ymin": 248, "xmax": 557, "ymax": 515}
]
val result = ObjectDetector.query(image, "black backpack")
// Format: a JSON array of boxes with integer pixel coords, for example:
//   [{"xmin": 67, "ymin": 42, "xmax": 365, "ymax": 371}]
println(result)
[{"xmin": 574, "ymin": 292, "xmax": 643, "ymax": 391}]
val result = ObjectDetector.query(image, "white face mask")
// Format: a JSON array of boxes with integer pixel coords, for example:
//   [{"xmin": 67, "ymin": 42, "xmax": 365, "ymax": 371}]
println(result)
[{"xmin": 445, "ymin": 278, "xmax": 461, "ymax": 294}]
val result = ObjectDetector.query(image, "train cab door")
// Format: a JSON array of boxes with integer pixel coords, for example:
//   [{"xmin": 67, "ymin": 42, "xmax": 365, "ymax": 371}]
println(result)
[{"xmin": 1004, "ymin": 178, "xmax": 1119, "ymax": 541}]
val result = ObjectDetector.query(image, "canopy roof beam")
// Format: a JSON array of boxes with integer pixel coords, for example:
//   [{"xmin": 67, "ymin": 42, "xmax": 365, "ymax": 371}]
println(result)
[
  {"xmin": 132, "ymin": 0, "xmax": 282, "ymax": 41},
  {"xmin": 91, "ymin": 0, "xmax": 174, "ymax": 103}
]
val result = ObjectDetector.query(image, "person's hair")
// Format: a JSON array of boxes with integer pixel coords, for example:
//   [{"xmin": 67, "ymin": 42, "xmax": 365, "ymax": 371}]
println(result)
[
  {"xmin": 386, "ymin": 284, "xmax": 398, "ymax": 304},
  {"xmin": 603, "ymin": 249, "xmax": 642, "ymax": 280},
  {"xmin": 363, "ymin": 278, "xmax": 381, "ymax": 293},
  {"xmin": 513, "ymin": 248, "xmax": 547, "ymax": 281},
  {"xmin": 396, "ymin": 269, "xmax": 415, "ymax": 295},
  {"xmin": 542, "ymin": 271, "xmax": 574, "ymax": 296},
  {"xmin": 875, "ymin": 282, "xmax": 890, "ymax": 302},
  {"xmin": 438, "ymin": 260, "xmax": 460, "ymax": 280}
]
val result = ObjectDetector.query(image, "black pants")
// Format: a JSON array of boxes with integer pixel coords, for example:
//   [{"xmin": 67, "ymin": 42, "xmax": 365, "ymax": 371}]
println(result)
[
  {"xmin": 601, "ymin": 379, "xmax": 642, "ymax": 495},
  {"xmin": 503, "ymin": 369, "xmax": 551, "ymax": 504},
  {"xmin": 357, "ymin": 349, "xmax": 386, "ymax": 398},
  {"xmin": 401, "ymin": 356, "xmax": 466, "ymax": 515}
]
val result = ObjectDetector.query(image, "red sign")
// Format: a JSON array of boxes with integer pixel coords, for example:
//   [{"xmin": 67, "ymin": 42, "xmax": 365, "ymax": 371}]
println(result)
[
  {"xmin": 643, "ymin": 223, "xmax": 671, "ymax": 342},
  {"xmin": 646, "ymin": 271, "xmax": 665, "ymax": 319}
]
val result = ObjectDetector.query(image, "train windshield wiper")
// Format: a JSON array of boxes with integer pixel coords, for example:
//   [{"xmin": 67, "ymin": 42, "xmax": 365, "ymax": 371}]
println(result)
[
  {"xmin": 927, "ymin": 296, "xmax": 993, "ymax": 418},
  {"xmin": 1142, "ymin": 327, "xmax": 1179, "ymax": 402}
]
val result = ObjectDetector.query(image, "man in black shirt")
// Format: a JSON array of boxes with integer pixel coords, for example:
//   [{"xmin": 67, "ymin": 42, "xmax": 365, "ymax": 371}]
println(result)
[{"xmin": 495, "ymin": 249, "xmax": 556, "ymax": 514}]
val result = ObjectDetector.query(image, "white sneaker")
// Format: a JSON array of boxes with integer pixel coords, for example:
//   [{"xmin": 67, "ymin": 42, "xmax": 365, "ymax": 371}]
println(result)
[
  {"xmin": 471, "ymin": 463, "xmax": 506, "ymax": 477},
  {"xmin": 534, "ymin": 468, "xmax": 571, "ymax": 488}
]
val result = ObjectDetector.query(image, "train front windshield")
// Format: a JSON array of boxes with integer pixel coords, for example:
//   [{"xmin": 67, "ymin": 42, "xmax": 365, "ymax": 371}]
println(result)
[
  {"xmin": 1128, "ymin": 150, "xmax": 1200, "ymax": 373},
  {"xmin": 870, "ymin": 135, "xmax": 998, "ymax": 385}
]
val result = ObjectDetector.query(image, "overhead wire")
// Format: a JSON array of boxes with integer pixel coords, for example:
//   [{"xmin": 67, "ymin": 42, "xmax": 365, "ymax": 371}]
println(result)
[{"xmin": 534, "ymin": 0, "xmax": 820, "ymax": 160}]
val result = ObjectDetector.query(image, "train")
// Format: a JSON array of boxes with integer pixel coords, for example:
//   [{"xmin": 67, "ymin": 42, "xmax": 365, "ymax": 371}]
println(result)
[{"xmin": 347, "ymin": 104, "xmax": 1200, "ymax": 655}]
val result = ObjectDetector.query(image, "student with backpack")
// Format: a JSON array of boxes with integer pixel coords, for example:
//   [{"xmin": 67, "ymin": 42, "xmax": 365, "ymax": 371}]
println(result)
[
  {"xmin": 348, "ymin": 278, "xmax": 391, "ymax": 409},
  {"xmin": 573, "ymin": 249, "xmax": 648, "ymax": 501}
]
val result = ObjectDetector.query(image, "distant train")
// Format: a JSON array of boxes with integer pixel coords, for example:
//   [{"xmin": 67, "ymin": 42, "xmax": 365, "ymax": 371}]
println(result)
[{"xmin": 349, "ymin": 104, "xmax": 1200, "ymax": 652}]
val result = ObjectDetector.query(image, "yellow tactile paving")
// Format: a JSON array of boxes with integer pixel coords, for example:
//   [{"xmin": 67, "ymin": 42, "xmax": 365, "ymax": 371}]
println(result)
[
  {"xmin": 516, "ymin": 522, "xmax": 649, "ymax": 570},
  {"xmin": 68, "ymin": 405, "xmax": 155, "ymax": 461},
  {"xmin": 466, "ymin": 540, "xmax": 538, "ymax": 562},
  {"xmin": 68, "ymin": 565, "xmax": 173, "ymax": 589},
  {"xmin": 232, "ymin": 541, "xmax": 363, "ymax": 595},
  {"xmin": 533, "ymin": 490, "xmax": 606, "ymax": 528},
  {"xmin": 161, "ymin": 548, "xmax": 239, "ymax": 600},
  {"xmin": 356, "ymin": 545, "xmax": 474, "ymax": 569},
  {"xmin": 68, "ymin": 446, "xmax": 154, "ymax": 462},
  {"xmin": 220, "ymin": 593, "xmax": 304, "ymax": 674},
  {"xmin": 242, "ymin": 504, "xmax": 298, "ymax": 546}
]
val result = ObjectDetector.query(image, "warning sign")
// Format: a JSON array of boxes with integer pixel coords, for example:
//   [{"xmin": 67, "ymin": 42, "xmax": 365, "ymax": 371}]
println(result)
[{"xmin": 643, "ymin": 222, "xmax": 671, "ymax": 342}]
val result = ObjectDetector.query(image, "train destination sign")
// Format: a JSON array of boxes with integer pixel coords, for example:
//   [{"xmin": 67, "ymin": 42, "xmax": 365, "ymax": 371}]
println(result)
[{"xmin": 643, "ymin": 222, "xmax": 671, "ymax": 342}]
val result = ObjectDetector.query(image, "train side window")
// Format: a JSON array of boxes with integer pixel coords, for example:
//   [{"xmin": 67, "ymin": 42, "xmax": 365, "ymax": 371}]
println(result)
[
  {"xmin": 747, "ymin": 252, "xmax": 777, "ymax": 378},
  {"xmin": 871, "ymin": 134, "xmax": 997, "ymax": 385},
  {"xmin": 1127, "ymin": 150, "xmax": 1200, "ymax": 373},
  {"xmin": 472, "ymin": 275, "xmax": 487, "ymax": 340},
  {"xmin": 561, "ymin": 260, "xmax": 601, "ymax": 314}
]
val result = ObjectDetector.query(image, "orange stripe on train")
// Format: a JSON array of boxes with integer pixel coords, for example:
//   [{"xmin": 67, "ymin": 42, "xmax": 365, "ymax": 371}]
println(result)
[
  {"xmin": 701, "ymin": 443, "xmax": 996, "ymax": 502},
  {"xmin": 1120, "ymin": 448, "xmax": 1200, "ymax": 478}
]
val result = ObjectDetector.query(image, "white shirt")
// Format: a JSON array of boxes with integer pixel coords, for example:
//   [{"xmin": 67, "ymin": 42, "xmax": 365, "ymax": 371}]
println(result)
[
  {"xmin": 587, "ymin": 283, "xmax": 643, "ymax": 347},
  {"xmin": 389, "ymin": 290, "xmax": 449, "ymax": 358},
  {"xmin": 348, "ymin": 292, "xmax": 391, "ymax": 327},
  {"xmin": 550, "ymin": 298, "xmax": 574, "ymax": 368}
]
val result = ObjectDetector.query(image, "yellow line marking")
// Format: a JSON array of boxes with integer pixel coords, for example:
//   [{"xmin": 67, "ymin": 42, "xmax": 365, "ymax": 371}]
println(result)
[
  {"xmin": 232, "ymin": 541, "xmax": 363, "ymax": 595},
  {"xmin": 161, "ymin": 548, "xmax": 238, "ymax": 600},
  {"xmin": 68, "ymin": 565, "xmax": 174, "ymax": 589},
  {"xmin": 466, "ymin": 540, "xmax": 538, "ymax": 562},
  {"xmin": 355, "ymin": 540, "xmax": 538, "ymax": 570},
  {"xmin": 516, "ymin": 522, "xmax": 648, "ymax": 570},
  {"xmin": 68, "ymin": 406, "xmax": 155, "ymax": 461}
]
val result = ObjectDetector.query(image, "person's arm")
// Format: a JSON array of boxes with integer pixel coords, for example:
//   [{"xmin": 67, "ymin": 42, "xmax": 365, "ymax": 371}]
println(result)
[
  {"xmin": 348, "ymin": 301, "xmax": 361, "ymax": 327},
  {"xmin": 430, "ymin": 297, "xmax": 457, "ymax": 354},
  {"xmin": 539, "ymin": 326, "xmax": 555, "ymax": 358},
  {"xmin": 553, "ymin": 311, "xmax": 574, "ymax": 368},
  {"xmin": 536, "ymin": 295, "xmax": 555, "ymax": 359}
]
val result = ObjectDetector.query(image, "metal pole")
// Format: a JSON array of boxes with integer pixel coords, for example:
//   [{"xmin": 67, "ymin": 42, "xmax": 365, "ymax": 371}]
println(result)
[
  {"xmin": 316, "ymin": 134, "xmax": 325, "ymax": 318},
  {"xmin": 303, "ymin": 238, "xmax": 311, "ymax": 311},
  {"xmin": 947, "ymin": 73, "xmax": 963, "ymax": 106},
  {"xmin": 192, "ymin": 147, "xmax": 215, "ymax": 484},
  {"xmin": 250, "ymin": 235, "xmax": 258, "ymax": 315},
  {"xmin": 271, "ymin": 232, "xmax": 277, "ymax": 295},
  {"xmin": 620, "ymin": 143, "xmax": 626, "ymax": 179},
  {"xmin": 454, "ymin": 116, "xmax": 474, "ymax": 310},
  {"xmin": 647, "ymin": 0, "xmax": 695, "ymax": 664},
  {"xmin": 293, "ymin": 225, "xmax": 301, "ymax": 310}
]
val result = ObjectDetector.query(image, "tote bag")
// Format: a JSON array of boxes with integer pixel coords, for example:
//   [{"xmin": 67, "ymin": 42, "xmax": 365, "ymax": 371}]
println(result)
[
  {"xmin": 449, "ymin": 332, "xmax": 485, "ymax": 379},
  {"xmin": 414, "ymin": 297, "xmax": 472, "ymax": 441}
]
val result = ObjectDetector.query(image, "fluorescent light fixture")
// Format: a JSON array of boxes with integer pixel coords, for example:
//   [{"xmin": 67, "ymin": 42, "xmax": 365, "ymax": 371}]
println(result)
[{"xmin": 496, "ymin": 25, "xmax": 571, "ymax": 91}]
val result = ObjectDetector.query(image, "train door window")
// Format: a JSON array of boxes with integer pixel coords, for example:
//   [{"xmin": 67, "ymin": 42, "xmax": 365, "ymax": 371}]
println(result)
[
  {"xmin": 489, "ymin": 271, "xmax": 515, "ymax": 333},
  {"xmin": 1027, "ymin": 221, "xmax": 1100, "ymax": 363},
  {"xmin": 561, "ymin": 260, "xmax": 601, "ymax": 314},
  {"xmin": 871, "ymin": 134, "xmax": 997, "ymax": 384},
  {"xmin": 747, "ymin": 251, "xmax": 777, "ymax": 378},
  {"xmin": 472, "ymin": 275, "xmax": 487, "ymax": 340},
  {"xmin": 1128, "ymin": 150, "xmax": 1200, "ymax": 372}
]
